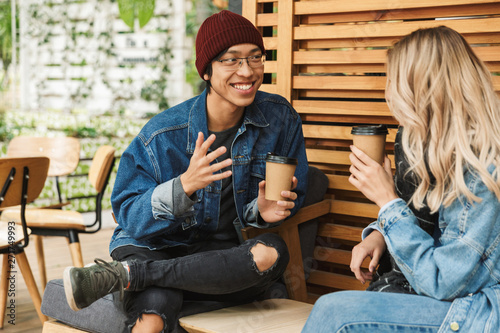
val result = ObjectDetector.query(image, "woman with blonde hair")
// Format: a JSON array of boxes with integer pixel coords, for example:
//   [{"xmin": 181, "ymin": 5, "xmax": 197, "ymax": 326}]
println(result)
[{"xmin": 302, "ymin": 26, "xmax": 500, "ymax": 333}]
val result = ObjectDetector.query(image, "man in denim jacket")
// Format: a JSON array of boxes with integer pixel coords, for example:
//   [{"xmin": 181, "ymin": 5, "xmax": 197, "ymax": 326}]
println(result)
[{"xmin": 63, "ymin": 10, "xmax": 308, "ymax": 333}]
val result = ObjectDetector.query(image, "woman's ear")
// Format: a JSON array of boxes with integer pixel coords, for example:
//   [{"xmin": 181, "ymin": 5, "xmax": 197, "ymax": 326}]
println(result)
[{"xmin": 203, "ymin": 73, "xmax": 209, "ymax": 81}]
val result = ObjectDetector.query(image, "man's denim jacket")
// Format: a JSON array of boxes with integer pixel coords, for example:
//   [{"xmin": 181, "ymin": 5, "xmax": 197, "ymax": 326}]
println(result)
[
  {"xmin": 109, "ymin": 90, "xmax": 308, "ymax": 253},
  {"xmin": 366, "ymin": 165, "xmax": 500, "ymax": 332}
]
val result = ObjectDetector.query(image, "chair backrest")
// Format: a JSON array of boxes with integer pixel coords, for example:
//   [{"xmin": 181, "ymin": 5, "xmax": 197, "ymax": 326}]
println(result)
[
  {"xmin": 0, "ymin": 157, "xmax": 50, "ymax": 208},
  {"xmin": 88, "ymin": 145, "xmax": 116, "ymax": 194},
  {"xmin": 0, "ymin": 157, "xmax": 50, "ymax": 248},
  {"xmin": 7, "ymin": 136, "xmax": 80, "ymax": 177}
]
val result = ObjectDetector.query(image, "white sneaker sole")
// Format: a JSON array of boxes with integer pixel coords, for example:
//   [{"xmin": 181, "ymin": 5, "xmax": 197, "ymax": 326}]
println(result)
[{"xmin": 63, "ymin": 266, "xmax": 81, "ymax": 312}]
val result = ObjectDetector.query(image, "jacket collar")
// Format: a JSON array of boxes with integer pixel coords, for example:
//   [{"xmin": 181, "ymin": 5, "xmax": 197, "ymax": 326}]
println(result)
[{"xmin": 186, "ymin": 90, "xmax": 268, "ymax": 154}]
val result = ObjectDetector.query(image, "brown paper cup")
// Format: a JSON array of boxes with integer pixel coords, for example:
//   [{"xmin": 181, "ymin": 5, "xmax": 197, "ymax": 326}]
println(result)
[
  {"xmin": 265, "ymin": 154, "xmax": 298, "ymax": 201},
  {"xmin": 351, "ymin": 125, "xmax": 388, "ymax": 165}
]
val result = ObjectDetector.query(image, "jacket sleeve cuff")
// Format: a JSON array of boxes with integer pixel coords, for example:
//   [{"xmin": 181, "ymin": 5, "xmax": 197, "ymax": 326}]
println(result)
[
  {"xmin": 151, "ymin": 176, "xmax": 197, "ymax": 217},
  {"xmin": 243, "ymin": 199, "xmax": 280, "ymax": 229},
  {"xmin": 361, "ymin": 221, "xmax": 382, "ymax": 240},
  {"xmin": 377, "ymin": 199, "xmax": 412, "ymax": 234},
  {"xmin": 379, "ymin": 198, "xmax": 404, "ymax": 217},
  {"xmin": 361, "ymin": 198, "xmax": 404, "ymax": 239}
]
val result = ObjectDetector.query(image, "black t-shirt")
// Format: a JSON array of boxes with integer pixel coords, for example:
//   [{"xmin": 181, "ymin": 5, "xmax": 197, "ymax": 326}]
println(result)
[{"xmin": 208, "ymin": 123, "xmax": 241, "ymax": 241}]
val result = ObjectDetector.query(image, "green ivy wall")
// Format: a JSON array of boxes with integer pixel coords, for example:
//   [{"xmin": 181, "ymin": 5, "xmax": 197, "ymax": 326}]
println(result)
[{"xmin": 0, "ymin": 109, "xmax": 148, "ymax": 212}]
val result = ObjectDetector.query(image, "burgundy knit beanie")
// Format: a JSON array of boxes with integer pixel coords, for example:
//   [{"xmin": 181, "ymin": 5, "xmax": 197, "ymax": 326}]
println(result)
[{"xmin": 195, "ymin": 10, "xmax": 265, "ymax": 79}]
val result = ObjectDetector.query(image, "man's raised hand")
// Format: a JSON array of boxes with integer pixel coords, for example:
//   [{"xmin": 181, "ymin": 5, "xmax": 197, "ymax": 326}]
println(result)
[{"xmin": 180, "ymin": 132, "xmax": 232, "ymax": 197}]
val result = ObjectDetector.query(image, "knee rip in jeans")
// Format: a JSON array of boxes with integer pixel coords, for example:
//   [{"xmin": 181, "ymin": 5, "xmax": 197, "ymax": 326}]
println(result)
[
  {"xmin": 249, "ymin": 240, "xmax": 279, "ymax": 274},
  {"xmin": 129, "ymin": 310, "xmax": 168, "ymax": 333}
]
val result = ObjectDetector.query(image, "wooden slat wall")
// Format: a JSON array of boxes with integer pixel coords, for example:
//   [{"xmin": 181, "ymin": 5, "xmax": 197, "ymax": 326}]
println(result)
[{"xmin": 243, "ymin": 0, "xmax": 500, "ymax": 302}]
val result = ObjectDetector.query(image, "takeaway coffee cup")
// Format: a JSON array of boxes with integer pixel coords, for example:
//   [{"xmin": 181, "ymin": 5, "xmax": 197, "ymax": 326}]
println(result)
[
  {"xmin": 265, "ymin": 153, "xmax": 298, "ymax": 201},
  {"xmin": 351, "ymin": 125, "xmax": 388, "ymax": 165}
]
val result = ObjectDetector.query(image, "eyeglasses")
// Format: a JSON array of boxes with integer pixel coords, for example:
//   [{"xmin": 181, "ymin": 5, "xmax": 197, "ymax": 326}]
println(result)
[{"xmin": 216, "ymin": 54, "xmax": 266, "ymax": 71}]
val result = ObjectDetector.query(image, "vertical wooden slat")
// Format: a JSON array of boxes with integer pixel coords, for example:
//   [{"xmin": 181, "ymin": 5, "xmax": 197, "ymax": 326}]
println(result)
[
  {"xmin": 280, "ymin": 225, "xmax": 309, "ymax": 302},
  {"xmin": 242, "ymin": 0, "xmax": 258, "ymax": 26},
  {"xmin": 276, "ymin": 0, "xmax": 294, "ymax": 101}
]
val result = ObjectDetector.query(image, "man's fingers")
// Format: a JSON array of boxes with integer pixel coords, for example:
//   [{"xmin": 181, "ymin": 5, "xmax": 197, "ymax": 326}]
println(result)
[
  {"xmin": 211, "ymin": 169, "xmax": 232, "ymax": 181},
  {"xmin": 194, "ymin": 132, "xmax": 204, "ymax": 151},
  {"xmin": 206, "ymin": 146, "xmax": 227, "ymax": 163},
  {"xmin": 277, "ymin": 198, "xmax": 295, "ymax": 209},
  {"xmin": 209, "ymin": 157, "xmax": 232, "ymax": 173},
  {"xmin": 280, "ymin": 190, "xmax": 297, "ymax": 201},
  {"xmin": 200, "ymin": 134, "xmax": 216, "ymax": 153},
  {"xmin": 193, "ymin": 133, "xmax": 216, "ymax": 156}
]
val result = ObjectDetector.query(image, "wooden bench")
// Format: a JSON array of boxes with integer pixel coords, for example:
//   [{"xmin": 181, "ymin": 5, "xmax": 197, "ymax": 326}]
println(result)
[
  {"xmin": 43, "ymin": 299, "xmax": 313, "ymax": 333},
  {"xmin": 43, "ymin": 320, "xmax": 88, "ymax": 333},
  {"xmin": 43, "ymin": 0, "xmax": 500, "ymax": 332},
  {"xmin": 180, "ymin": 299, "xmax": 313, "ymax": 333}
]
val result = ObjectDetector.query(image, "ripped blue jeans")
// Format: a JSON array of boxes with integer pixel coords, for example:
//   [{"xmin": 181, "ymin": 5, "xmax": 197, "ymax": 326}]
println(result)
[{"xmin": 111, "ymin": 233, "xmax": 289, "ymax": 333}]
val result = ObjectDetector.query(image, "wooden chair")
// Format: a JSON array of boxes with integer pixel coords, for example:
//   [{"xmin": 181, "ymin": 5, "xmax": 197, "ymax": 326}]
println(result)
[
  {"xmin": 1, "ymin": 145, "xmax": 116, "ymax": 290},
  {"xmin": 6, "ymin": 136, "xmax": 81, "ymax": 209},
  {"xmin": 0, "ymin": 156, "xmax": 50, "ymax": 328},
  {"xmin": 5, "ymin": 136, "xmax": 81, "ymax": 291}
]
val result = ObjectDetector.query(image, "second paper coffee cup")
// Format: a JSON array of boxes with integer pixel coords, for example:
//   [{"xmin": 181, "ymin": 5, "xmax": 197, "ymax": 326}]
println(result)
[
  {"xmin": 265, "ymin": 153, "xmax": 297, "ymax": 201},
  {"xmin": 351, "ymin": 125, "xmax": 388, "ymax": 165}
]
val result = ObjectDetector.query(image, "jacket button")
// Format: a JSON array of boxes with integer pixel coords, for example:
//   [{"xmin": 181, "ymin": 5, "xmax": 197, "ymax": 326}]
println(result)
[{"xmin": 450, "ymin": 322, "xmax": 459, "ymax": 331}]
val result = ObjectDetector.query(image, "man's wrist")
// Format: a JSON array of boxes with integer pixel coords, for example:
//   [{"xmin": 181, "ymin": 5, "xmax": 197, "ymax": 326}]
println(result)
[{"xmin": 179, "ymin": 174, "xmax": 194, "ymax": 197}]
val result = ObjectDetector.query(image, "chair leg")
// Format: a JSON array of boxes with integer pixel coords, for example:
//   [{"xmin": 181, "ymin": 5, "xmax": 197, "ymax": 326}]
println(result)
[
  {"xmin": 0, "ymin": 254, "xmax": 9, "ymax": 329},
  {"xmin": 16, "ymin": 251, "xmax": 48, "ymax": 324},
  {"xmin": 34, "ymin": 235, "xmax": 47, "ymax": 292},
  {"xmin": 68, "ymin": 231, "xmax": 84, "ymax": 267}
]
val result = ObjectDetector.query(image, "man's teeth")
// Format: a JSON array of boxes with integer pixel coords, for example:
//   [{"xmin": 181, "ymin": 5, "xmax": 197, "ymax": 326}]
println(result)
[{"xmin": 233, "ymin": 84, "xmax": 252, "ymax": 90}]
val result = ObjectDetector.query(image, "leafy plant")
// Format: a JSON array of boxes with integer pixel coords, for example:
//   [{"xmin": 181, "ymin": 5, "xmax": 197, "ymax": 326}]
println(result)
[
  {"xmin": 26, "ymin": 0, "xmax": 172, "ymax": 116},
  {"xmin": 0, "ymin": 1, "xmax": 17, "ymax": 90},
  {"xmin": 118, "ymin": 0, "xmax": 155, "ymax": 30},
  {"xmin": 185, "ymin": 0, "xmax": 219, "ymax": 95},
  {"xmin": 0, "ymin": 109, "xmax": 10, "ymax": 141},
  {"xmin": 64, "ymin": 125, "xmax": 98, "ymax": 138}
]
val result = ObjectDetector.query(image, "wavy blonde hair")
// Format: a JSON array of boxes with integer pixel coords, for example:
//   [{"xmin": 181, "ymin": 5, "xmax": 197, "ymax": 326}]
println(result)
[{"xmin": 386, "ymin": 26, "xmax": 500, "ymax": 212}]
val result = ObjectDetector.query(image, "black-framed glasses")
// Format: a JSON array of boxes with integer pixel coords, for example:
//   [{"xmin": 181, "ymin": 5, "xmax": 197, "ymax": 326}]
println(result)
[{"xmin": 216, "ymin": 54, "xmax": 266, "ymax": 71}]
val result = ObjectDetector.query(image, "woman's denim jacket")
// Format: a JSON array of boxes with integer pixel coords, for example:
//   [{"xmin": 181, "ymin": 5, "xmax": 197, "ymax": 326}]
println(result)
[
  {"xmin": 109, "ymin": 90, "xmax": 308, "ymax": 253},
  {"xmin": 366, "ymin": 165, "xmax": 500, "ymax": 332}
]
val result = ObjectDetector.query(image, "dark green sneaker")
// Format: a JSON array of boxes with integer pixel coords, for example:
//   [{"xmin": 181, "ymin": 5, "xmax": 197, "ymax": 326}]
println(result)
[{"xmin": 63, "ymin": 258, "xmax": 128, "ymax": 311}]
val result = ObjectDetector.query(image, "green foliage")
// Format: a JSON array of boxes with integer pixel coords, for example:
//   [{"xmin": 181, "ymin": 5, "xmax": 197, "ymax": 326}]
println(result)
[
  {"xmin": 0, "ymin": 110, "xmax": 9, "ymax": 141},
  {"xmin": 0, "ymin": 110, "xmax": 146, "ymax": 213},
  {"xmin": 64, "ymin": 126, "xmax": 98, "ymax": 138},
  {"xmin": 185, "ymin": 0, "xmax": 219, "ymax": 95},
  {"xmin": 140, "ymin": 42, "xmax": 172, "ymax": 112},
  {"xmin": 27, "ymin": 0, "xmax": 173, "ymax": 115},
  {"xmin": 118, "ymin": 0, "xmax": 156, "ymax": 30},
  {"xmin": 1, "ymin": 109, "xmax": 147, "ymax": 139},
  {"xmin": 0, "ymin": 1, "xmax": 18, "ymax": 90}
]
